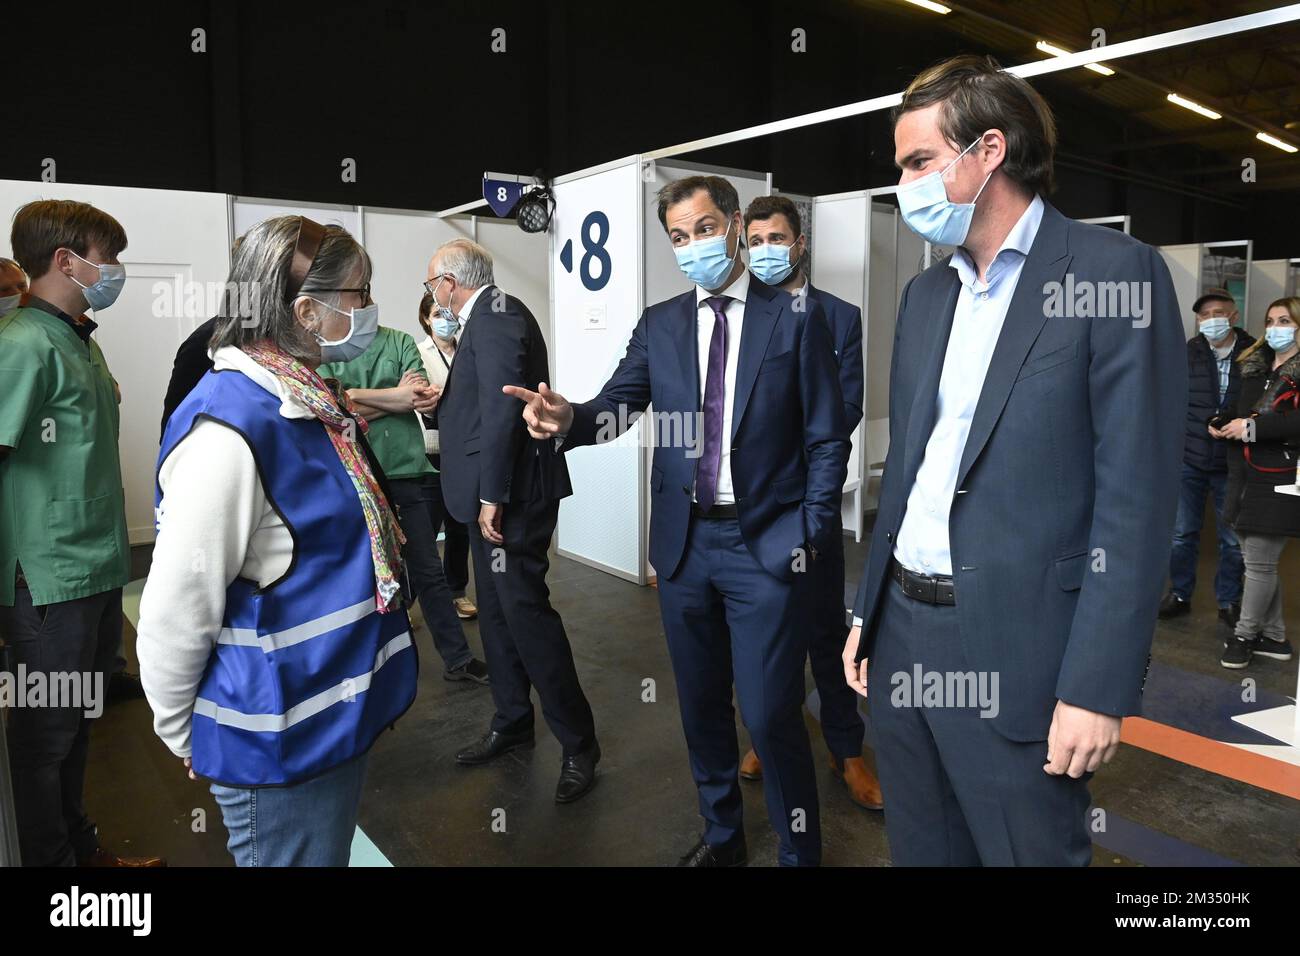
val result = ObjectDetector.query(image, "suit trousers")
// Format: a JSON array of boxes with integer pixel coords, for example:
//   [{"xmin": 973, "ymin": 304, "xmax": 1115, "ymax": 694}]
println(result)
[
  {"xmin": 868, "ymin": 578, "xmax": 1092, "ymax": 866},
  {"xmin": 657, "ymin": 515, "xmax": 821, "ymax": 866},
  {"xmin": 468, "ymin": 493, "xmax": 595, "ymax": 756}
]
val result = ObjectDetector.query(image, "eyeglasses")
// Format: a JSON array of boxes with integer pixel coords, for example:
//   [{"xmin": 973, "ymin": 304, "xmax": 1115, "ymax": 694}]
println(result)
[
  {"xmin": 309, "ymin": 282, "xmax": 372, "ymax": 304},
  {"xmin": 423, "ymin": 274, "xmax": 452, "ymax": 296}
]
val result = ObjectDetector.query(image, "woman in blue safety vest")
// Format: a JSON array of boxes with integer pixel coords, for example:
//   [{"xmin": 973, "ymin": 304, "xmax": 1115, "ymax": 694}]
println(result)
[{"xmin": 137, "ymin": 216, "xmax": 418, "ymax": 866}]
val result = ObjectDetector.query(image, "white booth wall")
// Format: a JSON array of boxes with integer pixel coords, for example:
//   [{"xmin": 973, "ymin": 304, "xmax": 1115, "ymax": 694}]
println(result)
[{"xmin": 1248, "ymin": 258, "xmax": 1290, "ymax": 334}]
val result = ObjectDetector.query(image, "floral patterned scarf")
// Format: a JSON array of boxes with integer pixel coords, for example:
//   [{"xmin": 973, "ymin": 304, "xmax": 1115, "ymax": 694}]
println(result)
[{"xmin": 242, "ymin": 341, "xmax": 406, "ymax": 612}]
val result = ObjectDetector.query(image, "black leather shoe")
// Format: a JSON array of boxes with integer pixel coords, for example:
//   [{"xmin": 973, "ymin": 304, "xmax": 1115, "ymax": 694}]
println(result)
[
  {"xmin": 1158, "ymin": 592, "xmax": 1190, "ymax": 619},
  {"xmin": 555, "ymin": 742, "xmax": 601, "ymax": 803},
  {"xmin": 676, "ymin": 836, "xmax": 748, "ymax": 867},
  {"xmin": 455, "ymin": 729, "xmax": 534, "ymax": 765}
]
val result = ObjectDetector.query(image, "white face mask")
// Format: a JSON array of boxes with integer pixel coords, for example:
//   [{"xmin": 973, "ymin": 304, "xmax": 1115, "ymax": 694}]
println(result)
[{"xmin": 0, "ymin": 293, "xmax": 20, "ymax": 316}]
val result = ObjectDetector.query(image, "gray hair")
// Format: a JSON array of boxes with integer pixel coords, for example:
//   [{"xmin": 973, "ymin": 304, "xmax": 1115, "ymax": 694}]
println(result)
[
  {"xmin": 433, "ymin": 238, "xmax": 494, "ymax": 290},
  {"xmin": 210, "ymin": 216, "xmax": 371, "ymax": 363}
]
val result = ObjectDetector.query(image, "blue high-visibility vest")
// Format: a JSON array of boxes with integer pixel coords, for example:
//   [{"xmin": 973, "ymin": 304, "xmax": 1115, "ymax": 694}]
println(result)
[{"xmin": 157, "ymin": 367, "xmax": 418, "ymax": 786}]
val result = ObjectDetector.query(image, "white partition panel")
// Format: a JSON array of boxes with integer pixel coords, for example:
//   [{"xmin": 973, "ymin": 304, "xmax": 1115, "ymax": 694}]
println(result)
[
  {"xmin": 551, "ymin": 158, "xmax": 646, "ymax": 582},
  {"xmin": 1158, "ymin": 243, "xmax": 1202, "ymax": 339},
  {"xmin": 232, "ymin": 197, "xmax": 360, "ymax": 244},
  {"xmin": 0, "ymin": 179, "xmax": 232, "ymax": 544},
  {"xmin": 474, "ymin": 218, "xmax": 551, "ymax": 351},
  {"xmin": 1247, "ymin": 258, "xmax": 1289, "ymax": 335}
]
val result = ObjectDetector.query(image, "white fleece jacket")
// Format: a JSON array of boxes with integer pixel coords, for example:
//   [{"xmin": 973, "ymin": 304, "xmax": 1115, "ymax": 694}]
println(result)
[{"xmin": 135, "ymin": 346, "xmax": 306, "ymax": 758}]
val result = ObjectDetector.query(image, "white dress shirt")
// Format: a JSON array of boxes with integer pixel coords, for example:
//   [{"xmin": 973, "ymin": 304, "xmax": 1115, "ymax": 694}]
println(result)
[
  {"xmin": 693, "ymin": 267, "xmax": 750, "ymax": 505},
  {"xmin": 892, "ymin": 194, "xmax": 1046, "ymax": 579}
]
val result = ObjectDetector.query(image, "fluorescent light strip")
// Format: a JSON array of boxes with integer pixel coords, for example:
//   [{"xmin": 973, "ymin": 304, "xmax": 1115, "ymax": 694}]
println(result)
[
  {"xmin": 1167, "ymin": 92, "xmax": 1223, "ymax": 119},
  {"xmin": 903, "ymin": 0, "xmax": 952, "ymax": 13},
  {"xmin": 1036, "ymin": 40, "xmax": 1114, "ymax": 75},
  {"xmin": 1256, "ymin": 131, "xmax": 1299, "ymax": 153}
]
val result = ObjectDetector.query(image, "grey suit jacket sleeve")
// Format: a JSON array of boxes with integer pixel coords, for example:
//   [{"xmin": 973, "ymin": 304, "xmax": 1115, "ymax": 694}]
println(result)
[{"xmin": 1054, "ymin": 243, "xmax": 1187, "ymax": 717}]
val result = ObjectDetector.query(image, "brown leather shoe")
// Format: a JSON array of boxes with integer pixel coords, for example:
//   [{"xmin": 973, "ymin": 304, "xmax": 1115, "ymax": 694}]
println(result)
[
  {"xmin": 81, "ymin": 847, "xmax": 167, "ymax": 868},
  {"xmin": 830, "ymin": 755, "xmax": 883, "ymax": 810},
  {"xmin": 453, "ymin": 596, "xmax": 478, "ymax": 620},
  {"xmin": 739, "ymin": 748, "xmax": 763, "ymax": 781}
]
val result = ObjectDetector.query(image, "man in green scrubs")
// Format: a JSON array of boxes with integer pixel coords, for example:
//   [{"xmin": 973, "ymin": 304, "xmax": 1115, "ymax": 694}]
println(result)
[
  {"xmin": 0, "ymin": 199, "xmax": 159, "ymax": 867},
  {"xmin": 320, "ymin": 324, "xmax": 488, "ymax": 684}
]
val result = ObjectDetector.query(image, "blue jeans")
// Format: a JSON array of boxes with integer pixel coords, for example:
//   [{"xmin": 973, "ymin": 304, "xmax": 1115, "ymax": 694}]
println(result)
[
  {"xmin": 1168, "ymin": 463, "xmax": 1243, "ymax": 606},
  {"xmin": 209, "ymin": 754, "xmax": 368, "ymax": 866}
]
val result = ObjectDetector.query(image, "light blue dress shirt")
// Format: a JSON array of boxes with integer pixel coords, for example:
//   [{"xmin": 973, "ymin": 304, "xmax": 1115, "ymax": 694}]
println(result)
[{"xmin": 891, "ymin": 194, "xmax": 1047, "ymax": 579}]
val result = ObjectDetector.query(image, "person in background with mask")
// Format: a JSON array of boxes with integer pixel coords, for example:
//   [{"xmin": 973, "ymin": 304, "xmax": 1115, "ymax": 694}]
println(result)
[
  {"xmin": 319, "ymin": 306, "xmax": 488, "ymax": 685},
  {"xmin": 841, "ymin": 56, "xmax": 1185, "ymax": 866},
  {"xmin": 0, "ymin": 256, "xmax": 28, "ymax": 312},
  {"xmin": 1216, "ymin": 296, "xmax": 1300, "ymax": 669},
  {"xmin": 415, "ymin": 291, "xmax": 477, "ymax": 622},
  {"xmin": 741, "ymin": 195, "xmax": 882, "ymax": 812},
  {"xmin": 136, "ymin": 216, "xmax": 418, "ymax": 866},
  {"xmin": 1158, "ymin": 288, "xmax": 1254, "ymax": 630},
  {"xmin": 0, "ymin": 199, "xmax": 161, "ymax": 867},
  {"xmin": 429, "ymin": 240, "xmax": 599, "ymax": 804},
  {"xmin": 506, "ymin": 176, "xmax": 848, "ymax": 866}
]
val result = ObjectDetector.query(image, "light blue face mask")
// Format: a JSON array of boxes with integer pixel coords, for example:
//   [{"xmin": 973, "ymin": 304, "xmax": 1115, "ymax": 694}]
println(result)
[
  {"xmin": 311, "ymin": 298, "xmax": 380, "ymax": 363},
  {"xmin": 674, "ymin": 218, "xmax": 737, "ymax": 290},
  {"xmin": 67, "ymin": 249, "xmax": 126, "ymax": 311},
  {"xmin": 429, "ymin": 276, "xmax": 460, "ymax": 338},
  {"xmin": 896, "ymin": 136, "xmax": 993, "ymax": 247},
  {"xmin": 1199, "ymin": 317, "xmax": 1233, "ymax": 342},
  {"xmin": 0, "ymin": 294, "xmax": 20, "ymax": 316},
  {"xmin": 749, "ymin": 240, "xmax": 799, "ymax": 285},
  {"xmin": 1266, "ymin": 325, "xmax": 1297, "ymax": 351}
]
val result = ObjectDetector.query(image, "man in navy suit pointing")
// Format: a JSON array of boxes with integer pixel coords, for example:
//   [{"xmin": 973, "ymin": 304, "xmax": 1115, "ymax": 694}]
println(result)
[{"xmin": 506, "ymin": 176, "xmax": 848, "ymax": 866}]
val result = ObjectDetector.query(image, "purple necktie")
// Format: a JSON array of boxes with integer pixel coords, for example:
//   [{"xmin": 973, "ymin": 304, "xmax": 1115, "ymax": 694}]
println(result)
[{"xmin": 696, "ymin": 295, "xmax": 730, "ymax": 509}]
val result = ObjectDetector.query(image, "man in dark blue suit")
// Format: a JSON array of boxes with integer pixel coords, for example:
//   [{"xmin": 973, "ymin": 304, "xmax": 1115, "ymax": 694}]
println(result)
[
  {"xmin": 740, "ymin": 195, "xmax": 882, "ymax": 811},
  {"xmin": 842, "ymin": 56, "xmax": 1185, "ymax": 865},
  {"xmin": 506, "ymin": 176, "xmax": 848, "ymax": 866}
]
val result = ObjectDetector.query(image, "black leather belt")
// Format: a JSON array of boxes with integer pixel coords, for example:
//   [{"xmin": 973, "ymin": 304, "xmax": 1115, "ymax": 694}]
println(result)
[
  {"xmin": 691, "ymin": 502, "xmax": 739, "ymax": 520},
  {"xmin": 891, "ymin": 559, "xmax": 957, "ymax": 606}
]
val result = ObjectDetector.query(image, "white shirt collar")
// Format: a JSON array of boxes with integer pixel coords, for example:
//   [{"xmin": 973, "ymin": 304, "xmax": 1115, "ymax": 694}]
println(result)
[
  {"xmin": 949, "ymin": 193, "xmax": 1045, "ymax": 289},
  {"xmin": 212, "ymin": 345, "xmax": 316, "ymax": 420},
  {"xmin": 695, "ymin": 265, "xmax": 750, "ymax": 307},
  {"xmin": 458, "ymin": 285, "xmax": 490, "ymax": 326}
]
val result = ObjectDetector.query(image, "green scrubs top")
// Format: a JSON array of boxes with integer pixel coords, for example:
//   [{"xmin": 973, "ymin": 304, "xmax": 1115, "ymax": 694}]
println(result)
[
  {"xmin": 319, "ymin": 325, "xmax": 433, "ymax": 481},
  {"xmin": 0, "ymin": 303, "xmax": 130, "ymax": 607}
]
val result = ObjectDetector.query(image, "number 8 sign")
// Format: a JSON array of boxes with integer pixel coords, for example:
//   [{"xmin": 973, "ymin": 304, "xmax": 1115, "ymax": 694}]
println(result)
[{"xmin": 559, "ymin": 211, "xmax": 612, "ymax": 292}]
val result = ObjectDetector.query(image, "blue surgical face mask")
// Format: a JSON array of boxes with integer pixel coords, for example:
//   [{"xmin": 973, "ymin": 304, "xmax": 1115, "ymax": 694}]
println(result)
[
  {"xmin": 674, "ymin": 218, "xmax": 737, "ymax": 290},
  {"xmin": 431, "ymin": 314, "xmax": 459, "ymax": 339},
  {"xmin": 749, "ymin": 240, "xmax": 799, "ymax": 285},
  {"xmin": 896, "ymin": 136, "xmax": 993, "ymax": 247},
  {"xmin": 0, "ymin": 294, "xmax": 20, "ymax": 316},
  {"xmin": 1266, "ymin": 325, "xmax": 1297, "ymax": 352},
  {"xmin": 310, "ymin": 298, "xmax": 380, "ymax": 363},
  {"xmin": 1199, "ymin": 317, "xmax": 1232, "ymax": 342},
  {"xmin": 67, "ymin": 249, "xmax": 126, "ymax": 311}
]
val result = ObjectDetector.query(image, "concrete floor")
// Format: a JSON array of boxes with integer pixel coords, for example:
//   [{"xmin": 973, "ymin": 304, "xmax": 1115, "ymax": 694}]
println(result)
[{"xmin": 88, "ymin": 508, "xmax": 1299, "ymax": 867}]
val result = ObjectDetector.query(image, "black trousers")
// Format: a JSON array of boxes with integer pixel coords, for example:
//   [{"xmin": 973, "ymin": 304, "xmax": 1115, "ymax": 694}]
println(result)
[
  {"xmin": 868, "ymin": 578, "xmax": 1092, "ymax": 866},
  {"xmin": 469, "ymin": 493, "xmax": 595, "ymax": 757},
  {"xmin": 0, "ymin": 585, "xmax": 121, "ymax": 866},
  {"xmin": 806, "ymin": 532, "xmax": 867, "ymax": 760},
  {"xmin": 427, "ymin": 458, "xmax": 470, "ymax": 597},
  {"xmin": 390, "ymin": 476, "xmax": 474, "ymax": 672}
]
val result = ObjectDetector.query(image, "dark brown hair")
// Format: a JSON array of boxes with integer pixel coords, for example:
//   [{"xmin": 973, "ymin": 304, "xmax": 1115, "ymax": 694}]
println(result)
[
  {"xmin": 743, "ymin": 195, "xmax": 802, "ymax": 236},
  {"xmin": 893, "ymin": 54, "xmax": 1057, "ymax": 196},
  {"xmin": 656, "ymin": 175, "xmax": 740, "ymax": 231},
  {"xmin": 418, "ymin": 290, "xmax": 434, "ymax": 336},
  {"xmin": 11, "ymin": 199, "xmax": 128, "ymax": 280}
]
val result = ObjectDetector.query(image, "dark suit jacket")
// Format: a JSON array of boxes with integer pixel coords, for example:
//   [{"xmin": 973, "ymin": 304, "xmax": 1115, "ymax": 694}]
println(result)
[
  {"xmin": 436, "ymin": 286, "xmax": 572, "ymax": 525},
  {"xmin": 563, "ymin": 276, "xmax": 849, "ymax": 582},
  {"xmin": 851, "ymin": 201, "xmax": 1186, "ymax": 740},
  {"xmin": 808, "ymin": 284, "xmax": 864, "ymax": 435}
]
